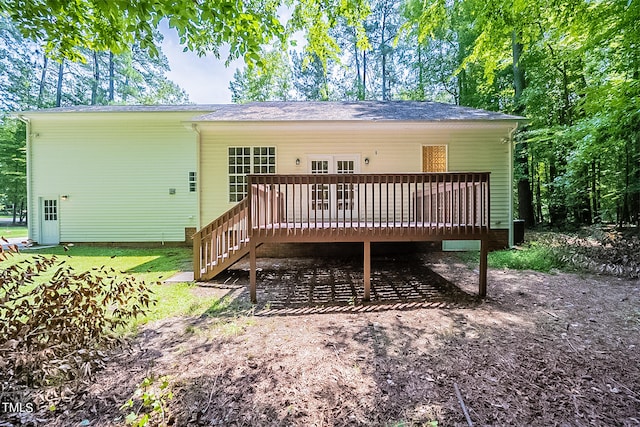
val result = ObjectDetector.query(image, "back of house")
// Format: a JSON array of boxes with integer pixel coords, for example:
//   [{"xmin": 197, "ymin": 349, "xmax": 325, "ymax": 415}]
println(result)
[{"xmin": 18, "ymin": 101, "xmax": 522, "ymax": 250}]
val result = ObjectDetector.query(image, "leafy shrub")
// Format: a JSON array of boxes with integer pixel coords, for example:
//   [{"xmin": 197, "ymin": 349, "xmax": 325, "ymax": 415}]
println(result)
[
  {"xmin": 121, "ymin": 374, "xmax": 174, "ymax": 427},
  {"xmin": 0, "ymin": 246, "xmax": 155, "ymax": 412}
]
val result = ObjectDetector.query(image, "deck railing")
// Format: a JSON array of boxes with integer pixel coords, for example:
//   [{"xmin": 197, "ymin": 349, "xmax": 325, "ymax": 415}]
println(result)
[
  {"xmin": 194, "ymin": 172, "xmax": 490, "ymax": 282},
  {"xmin": 248, "ymin": 172, "xmax": 490, "ymax": 241},
  {"xmin": 193, "ymin": 198, "xmax": 249, "ymax": 280}
]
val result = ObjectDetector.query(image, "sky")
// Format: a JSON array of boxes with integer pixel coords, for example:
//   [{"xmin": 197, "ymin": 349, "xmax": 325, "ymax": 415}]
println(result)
[{"xmin": 159, "ymin": 22, "xmax": 243, "ymax": 104}]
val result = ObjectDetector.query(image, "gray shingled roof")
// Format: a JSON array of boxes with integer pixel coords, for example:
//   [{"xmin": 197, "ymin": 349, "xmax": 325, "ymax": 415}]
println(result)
[
  {"xmin": 192, "ymin": 101, "xmax": 524, "ymax": 122},
  {"xmin": 18, "ymin": 101, "xmax": 524, "ymax": 121},
  {"xmin": 18, "ymin": 104, "xmax": 222, "ymax": 114}
]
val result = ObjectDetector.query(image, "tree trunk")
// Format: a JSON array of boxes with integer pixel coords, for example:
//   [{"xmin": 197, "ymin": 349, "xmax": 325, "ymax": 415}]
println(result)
[
  {"xmin": 536, "ymin": 168, "xmax": 543, "ymax": 223},
  {"xmin": 561, "ymin": 62, "xmax": 572, "ymax": 125},
  {"xmin": 91, "ymin": 51, "xmax": 99, "ymax": 105},
  {"xmin": 512, "ymin": 32, "xmax": 535, "ymax": 226},
  {"xmin": 362, "ymin": 51, "xmax": 367, "ymax": 100},
  {"xmin": 622, "ymin": 140, "xmax": 631, "ymax": 224},
  {"xmin": 56, "ymin": 60, "xmax": 64, "ymax": 107},
  {"xmin": 578, "ymin": 164, "xmax": 592, "ymax": 224},
  {"xmin": 352, "ymin": 27, "xmax": 363, "ymax": 101},
  {"xmin": 380, "ymin": 6, "xmax": 387, "ymax": 101},
  {"xmin": 456, "ymin": 69, "xmax": 464, "ymax": 105},
  {"xmin": 512, "ymin": 33, "xmax": 526, "ymax": 105},
  {"xmin": 109, "ymin": 51, "xmax": 115, "ymax": 102},
  {"xmin": 516, "ymin": 144, "xmax": 535, "ymax": 226},
  {"xmin": 417, "ymin": 44, "xmax": 424, "ymax": 100},
  {"xmin": 635, "ymin": 135, "xmax": 640, "ymax": 227},
  {"xmin": 19, "ymin": 200, "xmax": 26, "ymax": 224},
  {"xmin": 37, "ymin": 54, "xmax": 48, "ymax": 108},
  {"xmin": 381, "ymin": 50, "xmax": 387, "ymax": 100},
  {"xmin": 591, "ymin": 160, "xmax": 598, "ymax": 222},
  {"xmin": 548, "ymin": 160, "xmax": 567, "ymax": 226},
  {"xmin": 354, "ymin": 41, "xmax": 362, "ymax": 100}
]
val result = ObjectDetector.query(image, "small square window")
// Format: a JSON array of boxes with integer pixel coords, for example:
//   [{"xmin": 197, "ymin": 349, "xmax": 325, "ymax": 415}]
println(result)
[{"xmin": 189, "ymin": 172, "xmax": 197, "ymax": 192}]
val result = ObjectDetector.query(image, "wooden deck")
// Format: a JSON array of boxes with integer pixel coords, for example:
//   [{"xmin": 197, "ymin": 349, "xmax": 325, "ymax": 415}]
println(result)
[{"xmin": 193, "ymin": 172, "xmax": 491, "ymax": 303}]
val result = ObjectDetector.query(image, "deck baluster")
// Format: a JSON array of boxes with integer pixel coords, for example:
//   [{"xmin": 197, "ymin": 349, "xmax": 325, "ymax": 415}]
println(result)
[{"xmin": 194, "ymin": 172, "xmax": 492, "ymax": 298}]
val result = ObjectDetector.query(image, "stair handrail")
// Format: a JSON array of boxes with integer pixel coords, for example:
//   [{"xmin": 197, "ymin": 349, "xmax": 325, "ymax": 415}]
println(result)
[{"xmin": 193, "ymin": 197, "xmax": 249, "ymax": 280}]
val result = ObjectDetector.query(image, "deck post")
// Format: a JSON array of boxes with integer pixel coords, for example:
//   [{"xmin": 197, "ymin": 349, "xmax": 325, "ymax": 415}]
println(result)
[
  {"xmin": 192, "ymin": 231, "xmax": 201, "ymax": 281},
  {"xmin": 479, "ymin": 238, "xmax": 488, "ymax": 297},
  {"xmin": 363, "ymin": 240, "xmax": 371, "ymax": 301},
  {"xmin": 250, "ymin": 241, "xmax": 257, "ymax": 304}
]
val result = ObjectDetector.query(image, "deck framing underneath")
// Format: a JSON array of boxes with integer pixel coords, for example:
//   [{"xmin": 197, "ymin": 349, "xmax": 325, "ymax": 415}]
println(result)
[{"xmin": 248, "ymin": 225, "xmax": 489, "ymax": 303}]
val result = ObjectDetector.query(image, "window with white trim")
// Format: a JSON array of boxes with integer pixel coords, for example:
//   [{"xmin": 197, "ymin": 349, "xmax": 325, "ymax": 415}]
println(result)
[{"xmin": 228, "ymin": 146, "xmax": 276, "ymax": 202}]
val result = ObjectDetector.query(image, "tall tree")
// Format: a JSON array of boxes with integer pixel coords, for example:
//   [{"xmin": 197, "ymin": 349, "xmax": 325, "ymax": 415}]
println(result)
[
  {"xmin": 230, "ymin": 48, "xmax": 293, "ymax": 102},
  {"xmin": 292, "ymin": 51, "xmax": 332, "ymax": 100},
  {"xmin": 0, "ymin": 119, "xmax": 26, "ymax": 224},
  {"xmin": 0, "ymin": 16, "xmax": 191, "ymax": 223},
  {"xmin": 108, "ymin": 52, "xmax": 115, "ymax": 102},
  {"xmin": 1, "ymin": 0, "xmax": 369, "ymax": 71},
  {"xmin": 55, "ymin": 60, "xmax": 64, "ymax": 107}
]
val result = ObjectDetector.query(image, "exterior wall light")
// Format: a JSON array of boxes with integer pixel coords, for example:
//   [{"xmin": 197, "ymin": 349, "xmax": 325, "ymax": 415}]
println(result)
[
  {"xmin": 61, "ymin": 195, "xmax": 69, "ymax": 200},
  {"xmin": 295, "ymin": 158, "xmax": 301, "ymax": 165},
  {"xmin": 364, "ymin": 158, "xmax": 370, "ymax": 165}
]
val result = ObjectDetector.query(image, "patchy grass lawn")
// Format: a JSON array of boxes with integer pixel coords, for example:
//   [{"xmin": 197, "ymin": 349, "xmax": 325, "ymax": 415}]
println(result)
[
  {"xmin": 458, "ymin": 241, "xmax": 566, "ymax": 273},
  {"xmin": 1, "ymin": 245, "xmax": 219, "ymax": 325},
  {"xmin": 0, "ymin": 224, "xmax": 28, "ymax": 238},
  {"xmin": 33, "ymin": 252, "xmax": 640, "ymax": 427},
  {"xmin": 4, "ymin": 229, "xmax": 639, "ymax": 426}
]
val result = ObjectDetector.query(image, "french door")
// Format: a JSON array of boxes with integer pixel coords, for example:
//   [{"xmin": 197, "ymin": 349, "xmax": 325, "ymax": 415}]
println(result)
[{"xmin": 309, "ymin": 156, "xmax": 358, "ymax": 220}]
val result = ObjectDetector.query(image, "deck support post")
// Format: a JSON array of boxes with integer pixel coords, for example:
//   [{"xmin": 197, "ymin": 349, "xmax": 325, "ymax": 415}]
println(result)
[
  {"xmin": 479, "ymin": 238, "xmax": 488, "ymax": 298},
  {"xmin": 363, "ymin": 240, "xmax": 371, "ymax": 301},
  {"xmin": 250, "ymin": 241, "xmax": 257, "ymax": 304},
  {"xmin": 192, "ymin": 232, "xmax": 201, "ymax": 281}
]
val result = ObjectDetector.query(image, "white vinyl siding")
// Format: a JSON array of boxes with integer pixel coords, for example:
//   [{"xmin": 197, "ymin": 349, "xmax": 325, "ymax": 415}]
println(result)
[
  {"xmin": 28, "ymin": 112, "xmax": 198, "ymax": 243},
  {"xmin": 198, "ymin": 121, "xmax": 515, "ymax": 237},
  {"xmin": 27, "ymin": 112, "xmax": 515, "ymax": 245}
]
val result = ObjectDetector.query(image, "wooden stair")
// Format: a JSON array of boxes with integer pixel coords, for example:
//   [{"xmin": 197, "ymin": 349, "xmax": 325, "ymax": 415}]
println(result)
[{"xmin": 193, "ymin": 198, "xmax": 251, "ymax": 281}]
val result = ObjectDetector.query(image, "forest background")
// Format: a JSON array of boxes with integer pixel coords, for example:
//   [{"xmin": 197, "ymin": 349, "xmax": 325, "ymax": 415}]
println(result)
[{"xmin": 1, "ymin": 0, "xmax": 638, "ymax": 230}]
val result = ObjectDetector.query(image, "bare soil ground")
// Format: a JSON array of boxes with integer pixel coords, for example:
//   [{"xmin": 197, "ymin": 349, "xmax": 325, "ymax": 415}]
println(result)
[{"xmin": 12, "ymin": 252, "xmax": 640, "ymax": 426}]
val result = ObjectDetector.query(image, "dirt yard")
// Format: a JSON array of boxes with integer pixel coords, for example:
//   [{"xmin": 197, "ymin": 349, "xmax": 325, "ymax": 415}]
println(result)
[{"xmin": 23, "ymin": 253, "xmax": 640, "ymax": 426}]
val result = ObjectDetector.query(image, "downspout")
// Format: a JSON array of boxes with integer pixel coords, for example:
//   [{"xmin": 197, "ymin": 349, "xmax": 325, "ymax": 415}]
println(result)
[
  {"xmin": 192, "ymin": 123, "xmax": 202, "ymax": 230},
  {"xmin": 507, "ymin": 123, "xmax": 519, "ymax": 248},
  {"xmin": 17, "ymin": 115, "xmax": 33, "ymax": 242}
]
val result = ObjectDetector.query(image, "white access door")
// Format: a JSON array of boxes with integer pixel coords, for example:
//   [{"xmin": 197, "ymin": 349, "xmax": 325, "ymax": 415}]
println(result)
[
  {"xmin": 309, "ymin": 156, "xmax": 358, "ymax": 220},
  {"xmin": 39, "ymin": 197, "xmax": 60, "ymax": 245}
]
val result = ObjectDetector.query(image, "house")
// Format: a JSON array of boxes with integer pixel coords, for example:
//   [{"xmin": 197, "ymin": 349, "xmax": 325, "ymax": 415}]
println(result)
[{"xmin": 18, "ymin": 101, "xmax": 523, "ymax": 300}]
